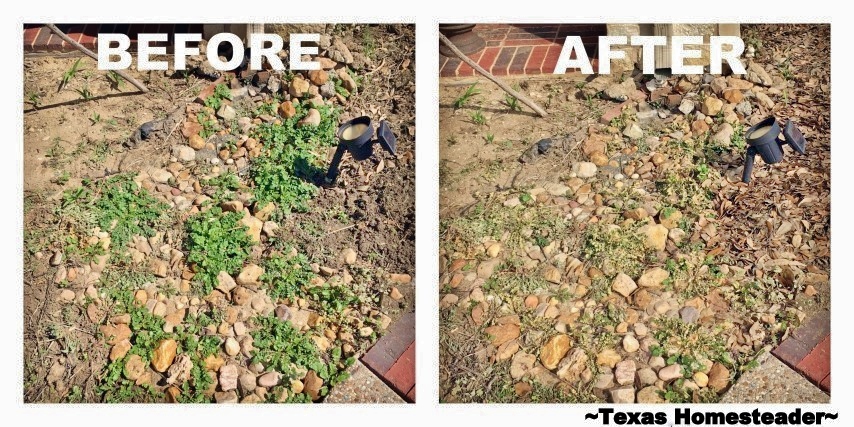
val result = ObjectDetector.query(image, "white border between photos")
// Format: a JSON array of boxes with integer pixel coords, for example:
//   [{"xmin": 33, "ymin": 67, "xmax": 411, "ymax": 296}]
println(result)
[{"xmin": 2, "ymin": 2, "xmax": 849, "ymax": 426}]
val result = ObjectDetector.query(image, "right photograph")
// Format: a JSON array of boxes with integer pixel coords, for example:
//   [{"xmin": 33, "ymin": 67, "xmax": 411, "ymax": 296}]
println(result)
[{"xmin": 438, "ymin": 23, "xmax": 830, "ymax": 404}]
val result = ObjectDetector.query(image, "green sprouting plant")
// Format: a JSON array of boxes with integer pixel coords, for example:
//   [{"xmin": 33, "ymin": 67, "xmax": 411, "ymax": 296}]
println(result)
[
  {"xmin": 197, "ymin": 112, "xmax": 220, "ymax": 138},
  {"xmin": 184, "ymin": 206, "xmax": 254, "ymax": 294},
  {"xmin": 202, "ymin": 172, "xmax": 241, "ymax": 204},
  {"xmin": 59, "ymin": 58, "xmax": 82, "ymax": 91},
  {"xmin": 484, "ymin": 133, "xmax": 495, "ymax": 144},
  {"xmin": 53, "ymin": 170, "xmax": 70, "ymax": 185},
  {"xmin": 694, "ymin": 163, "xmax": 710, "ymax": 182},
  {"xmin": 204, "ymin": 83, "xmax": 232, "ymax": 110},
  {"xmin": 26, "ymin": 92, "xmax": 42, "ymax": 108},
  {"xmin": 261, "ymin": 251, "xmax": 316, "ymax": 301},
  {"xmin": 106, "ymin": 70, "xmax": 125, "ymax": 90},
  {"xmin": 250, "ymin": 316, "xmax": 320, "ymax": 379},
  {"xmin": 307, "ymin": 282, "xmax": 360, "ymax": 316},
  {"xmin": 90, "ymin": 112, "xmax": 101, "ymax": 125},
  {"xmin": 250, "ymin": 103, "xmax": 339, "ymax": 213},
  {"xmin": 453, "ymin": 83, "xmax": 481, "ymax": 109},
  {"xmin": 581, "ymin": 223, "xmax": 647, "ymax": 279},
  {"xmin": 90, "ymin": 175, "xmax": 167, "ymax": 250},
  {"xmin": 470, "ymin": 110, "xmax": 486, "ymax": 125},
  {"xmin": 504, "ymin": 94, "xmax": 522, "ymax": 112},
  {"xmin": 361, "ymin": 26, "xmax": 376, "ymax": 59},
  {"xmin": 76, "ymin": 85, "xmax": 94, "ymax": 100}
]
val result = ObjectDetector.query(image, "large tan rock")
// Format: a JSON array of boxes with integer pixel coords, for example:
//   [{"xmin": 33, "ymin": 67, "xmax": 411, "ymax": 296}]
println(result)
[{"xmin": 539, "ymin": 334, "xmax": 571, "ymax": 370}]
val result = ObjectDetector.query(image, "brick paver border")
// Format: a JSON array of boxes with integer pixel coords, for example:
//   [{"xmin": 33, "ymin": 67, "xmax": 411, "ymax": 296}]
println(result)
[
  {"xmin": 439, "ymin": 23, "xmax": 605, "ymax": 77},
  {"xmin": 360, "ymin": 311, "xmax": 415, "ymax": 402},
  {"xmin": 24, "ymin": 24, "xmax": 203, "ymax": 53},
  {"xmin": 771, "ymin": 310, "xmax": 830, "ymax": 393}
]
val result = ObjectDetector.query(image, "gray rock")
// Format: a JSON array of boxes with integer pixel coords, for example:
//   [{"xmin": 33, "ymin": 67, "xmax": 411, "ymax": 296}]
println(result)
[
  {"xmin": 320, "ymin": 81, "xmax": 336, "ymax": 98},
  {"xmin": 623, "ymin": 122, "xmax": 644, "ymax": 139},
  {"xmin": 680, "ymin": 306, "xmax": 700, "ymax": 323},
  {"xmin": 735, "ymin": 100, "xmax": 753, "ymax": 117},
  {"xmin": 217, "ymin": 104, "xmax": 237, "ymax": 121},
  {"xmin": 678, "ymin": 99, "xmax": 695, "ymax": 115},
  {"xmin": 172, "ymin": 145, "xmax": 196, "ymax": 162}
]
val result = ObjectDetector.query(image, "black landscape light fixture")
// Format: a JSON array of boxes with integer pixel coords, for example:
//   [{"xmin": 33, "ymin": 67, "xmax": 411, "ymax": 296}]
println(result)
[
  {"xmin": 325, "ymin": 116, "xmax": 397, "ymax": 183},
  {"xmin": 741, "ymin": 116, "xmax": 807, "ymax": 183}
]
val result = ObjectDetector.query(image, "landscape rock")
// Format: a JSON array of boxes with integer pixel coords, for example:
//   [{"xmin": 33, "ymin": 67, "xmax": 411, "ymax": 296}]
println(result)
[
  {"xmin": 610, "ymin": 386, "xmax": 635, "ymax": 404},
  {"xmin": 611, "ymin": 273, "xmax": 637, "ymax": 297},
  {"xmin": 224, "ymin": 337, "xmax": 240, "ymax": 356},
  {"xmin": 236, "ymin": 264, "xmax": 264, "ymax": 287},
  {"xmin": 615, "ymin": 359, "xmax": 637, "ymax": 385},
  {"xmin": 700, "ymin": 97, "xmax": 724, "ymax": 116},
  {"xmin": 622, "ymin": 334, "xmax": 640, "ymax": 353},
  {"xmin": 637, "ymin": 386, "xmax": 664, "ymax": 403},
  {"xmin": 172, "ymin": 145, "xmax": 196, "ymax": 162},
  {"xmin": 556, "ymin": 348, "xmax": 588, "ymax": 382},
  {"xmin": 304, "ymin": 370, "xmax": 323, "ymax": 401},
  {"xmin": 707, "ymin": 363, "xmax": 730, "ymax": 391},
  {"xmin": 124, "ymin": 354, "xmax": 146, "ymax": 381},
  {"xmin": 539, "ymin": 334, "xmax": 571, "ymax": 370},
  {"xmin": 298, "ymin": 108, "xmax": 321, "ymax": 127},
  {"xmin": 510, "ymin": 352, "xmax": 537, "ymax": 380},
  {"xmin": 638, "ymin": 268, "xmax": 669, "ymax": 288},
  {"xmin": 596, "ymin": 349, "xmax": 622, "ymax": 368},
  {"xmin": 484, "ymin": 324, "xmax": 520, "ymax": 347},
  {"xmin": 678, "ymin": 99, "xmax": 694, "ymax": 115},
  {"xmin": 658, "ymin": 364, "xmax": 683, "ymax": 381},
  {"xmin": 623, "ymin": 122, "xmax": 644, "ymax": 139},
  {"xmin": 151, "ymin": 339, "xmax": 178, "ymax": 372},
  {"xmin": 258, "ymin": 371, "xmax": 281, "ymax": 388},
  {"xmin": 644, "ymin": 224, "xmax": 669, "ymax": 251},
  {"xmin": 747, "ymin": 61, "xmax": 773, "ymax": 86},
  {"xmin": 219, "ymin": 365, "xmax": 239, "ymax": 391}
]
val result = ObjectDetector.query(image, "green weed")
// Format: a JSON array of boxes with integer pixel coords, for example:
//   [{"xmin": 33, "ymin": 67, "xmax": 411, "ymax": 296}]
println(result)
[
  {"xmin": 453, "ymin": 83, "xmax": 481, "ymax": 109},
  {"xmin": 184, "ymin": 206, "xmax": 254, "ymax": 295}
]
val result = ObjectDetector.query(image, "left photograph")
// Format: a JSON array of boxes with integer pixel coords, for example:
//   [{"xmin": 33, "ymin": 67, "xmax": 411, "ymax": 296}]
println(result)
[{"xmin": 22, "ymin": 23, "xmax": 415, "ymax": 403}]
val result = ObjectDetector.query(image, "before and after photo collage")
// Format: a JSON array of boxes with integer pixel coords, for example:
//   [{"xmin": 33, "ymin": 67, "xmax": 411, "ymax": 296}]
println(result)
[{"xmin": 16, "ymin": 13, "xmax": 834, "ymax": 418}]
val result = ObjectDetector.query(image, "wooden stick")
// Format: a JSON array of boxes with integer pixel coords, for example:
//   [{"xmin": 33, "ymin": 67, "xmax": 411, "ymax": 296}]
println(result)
[
  {"xmin": 439, "ymin": 32, "xmax": 547, "ymax": 117},
  {"xmin": 45, "ymin": 24, "xmax": 149, "ymax": 93}
]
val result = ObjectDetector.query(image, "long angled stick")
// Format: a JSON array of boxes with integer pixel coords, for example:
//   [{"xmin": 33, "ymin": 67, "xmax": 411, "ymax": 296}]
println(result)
[
  {"xmin": 439, "ymin": 32, "xmax": 547, "ymax": 117},
  {"xmin": 45, "ymin": 24, "xmax": 149, "ymax": 93}
]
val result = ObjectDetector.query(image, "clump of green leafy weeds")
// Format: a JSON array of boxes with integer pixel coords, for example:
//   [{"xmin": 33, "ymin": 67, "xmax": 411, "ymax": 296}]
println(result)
[
  {"xmin": 184, "ymin": 207, "xmax": 253, "ymax": 294},
  {"xmin": 250, "ymin": 102, "xmax": 339, "ymax": 213},
  {"xmin": 261, "ymin": 250, "xmax": 316, "ymax": 301}
]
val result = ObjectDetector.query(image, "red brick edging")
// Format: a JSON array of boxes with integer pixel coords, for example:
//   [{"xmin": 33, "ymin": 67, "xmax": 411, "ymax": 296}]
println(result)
[
  {"xmin": 360, "ymin": 311, "xmax": 415, "ymax": 402},
  {"xmin": 772, "ymin": 311, "xmax": 830, "ymax": 393}
]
